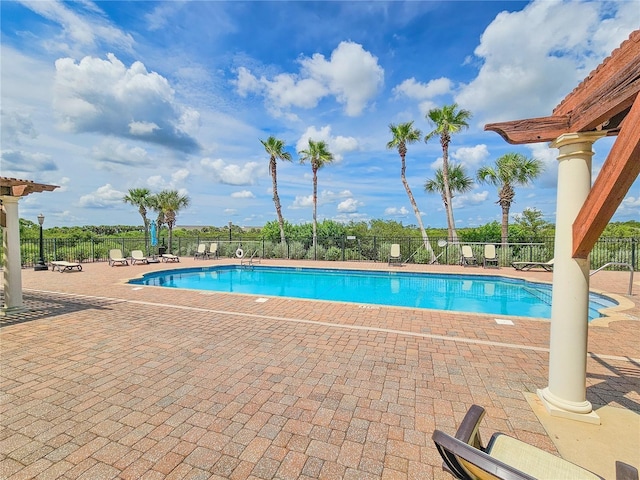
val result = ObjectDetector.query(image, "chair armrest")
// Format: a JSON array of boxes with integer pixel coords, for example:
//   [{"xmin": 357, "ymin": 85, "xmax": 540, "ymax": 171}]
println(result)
[
  {"xmin": 455, "ymin": 404, "xmax": 486, "ymax": 449},
  {"xmin": 617, "ymin": 461, "xmax": 639, "ymax": 480}
]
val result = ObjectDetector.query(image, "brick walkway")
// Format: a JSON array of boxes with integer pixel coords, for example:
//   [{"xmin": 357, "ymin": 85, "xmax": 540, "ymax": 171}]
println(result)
[{"xmin": 1, "ymin": 259, "xmax": 638, "ymax": 479}]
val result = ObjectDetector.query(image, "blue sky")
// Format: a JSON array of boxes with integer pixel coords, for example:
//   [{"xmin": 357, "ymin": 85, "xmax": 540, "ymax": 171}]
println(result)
[{"xmin": 2, "ymin": 1, "xmax": 638, "ymax": 229}]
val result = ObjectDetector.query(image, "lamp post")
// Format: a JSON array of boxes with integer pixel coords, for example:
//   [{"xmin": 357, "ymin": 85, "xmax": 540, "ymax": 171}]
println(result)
[
  {"xmin": 228, "ymin": 221, "xmax": 232, "ymax": 242},
  {"xmin": 34, "ymin": 213, "xmax": 48, "ymax": 271}
]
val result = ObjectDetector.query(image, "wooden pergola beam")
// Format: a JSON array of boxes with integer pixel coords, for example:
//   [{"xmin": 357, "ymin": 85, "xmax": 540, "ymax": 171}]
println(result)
[
  {"xmin": 572, "ymin": 96, "xmax": 640, "ymax": 258},
  {"xmin": 484, "ymin": 116, "xmax": 570, "ymax": 145},
  {"xmin": 554, "ymin": 30, "xmax": 640, "ymax": 117},
  {"xmin": 566, "ymin": 56, "xmax": 640, "ymax": 133}
]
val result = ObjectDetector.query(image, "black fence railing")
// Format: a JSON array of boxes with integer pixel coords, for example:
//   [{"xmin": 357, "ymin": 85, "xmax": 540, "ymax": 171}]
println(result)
[{"xmin": 11, "ymin": 235, "xmax": 639, "ymax": 271}]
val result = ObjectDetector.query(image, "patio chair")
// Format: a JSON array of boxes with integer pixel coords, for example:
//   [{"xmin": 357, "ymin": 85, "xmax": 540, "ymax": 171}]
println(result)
[
  {"xmin": 131, "ymin": 250, "xmax": 149, "ymax": 265},
  {"xmin": 511, "ymin": 259, "xmax": 554, "ymax": 271},
  {"xmin": 109, "ymin": 249, "xmax": 129, "ymax": 267},
  {"xmin": 161, "ymin": 253, "xmax": 180, "ymax": 262},
  {"xmin": 432, "ymin": 404, "xmax": 638, "ymax": 480},
  {"xmin": 209, "ymin": 242, "xmax": 219, "ymax": 259},
  {"xmin": 51, "ymin": 261, "xmax": 82, "ymax": 272},
  {"xmin": 388, "ymin": 244, "xmax": 402, "ymax": 266},
  {"xmin": 461, "ymin": 245, "xmax": 479, "ymax": 267},
  {"xmin": 194, "ymin": 243, "xmax": 208, "ymax": 260},
  {"xmin": 483, "ymin": 244, "xmax": 499, "ymax": 268}
]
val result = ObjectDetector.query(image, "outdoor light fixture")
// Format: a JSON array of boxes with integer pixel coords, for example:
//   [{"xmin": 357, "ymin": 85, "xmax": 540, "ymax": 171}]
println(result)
[
  {"xmin": 228, "ymin": 221, "xmax": 232, "ymax": 242},
  {"xmin": 34, "ymin": 213, "xmax": 48, "ymax": 271}
]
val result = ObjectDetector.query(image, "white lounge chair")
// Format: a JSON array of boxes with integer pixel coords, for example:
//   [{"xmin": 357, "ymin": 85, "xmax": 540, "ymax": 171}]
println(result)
[
  {"xmin": 131, "ymin": 250, "xmax": 149, "ymax": 265},
  {"xmin": 109, "ymin": 249, "xmax": 129, "ymax": 266},
  {"xmin": 51, "ymin": 261, "xmax": 82, "ymax": 272},
  {"xmin": 388, "ymin": 244, "xmax": 402, "ymax": 266},
  {"xmin": 194, "ymin": 244, "xmax": 208, "ymax": 260},
  {"xmin": 161, "ymin": 253, "xmax": 180, "ymax": 262},
  {"xmin": 461, "ymin": 245, "xmax": 479, "ymax": 267},
  {"xmin": 209, "ymin": 242, "xmax": 219, "ymax": 259},
  {"xmin": 483, "ymin": 244, "xmax": 499, "ymax": 268},
  {"xmin": 511, "ymin": 259, "xmax": 554, "ymax": 271}
]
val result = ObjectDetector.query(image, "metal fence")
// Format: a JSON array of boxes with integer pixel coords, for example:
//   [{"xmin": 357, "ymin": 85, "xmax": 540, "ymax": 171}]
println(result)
[{"xmin": 12, "ymin": 235, "xmax": 638, "ymax": 271}]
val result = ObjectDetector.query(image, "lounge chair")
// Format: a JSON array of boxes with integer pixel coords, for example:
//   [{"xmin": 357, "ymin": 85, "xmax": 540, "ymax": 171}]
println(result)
[
  {"xmin": 433, "ymin": 404, "xmax": 638, "ymax": 480},
  {"xmin": 483, "ymin": 244, "xmax": 499, "ymax": 268},
  {"xmin": 209, "ymin": 242, "xmax": 219, "ymax": 259},
  {"xmin": 511, "ymin": 259, "xmax": 554, "ymax": 271},
  {"xmin": 51, "ymin": 261, "xmax": 82, "ymax": 272},
  {"xmin": 109, "ymin": 249, "xmax": 129, "ymax": 267},
  {"xmin": 194, "ymin": 243, "xmax": 208, "ymax": 260},
  {"xmin": 388, "ymin": 244, "xmax": 402, "ymax": 266},
  {"xmin": 161, "ymin": 253, "xmax": 180, "ymax": 262},
  {"xmin": 461, "ymin": 245, "xmax": 479, "ymax": 267},
  {"xmin": 131, "ymin": 250, "xmax": 149, "ymax": 265}
]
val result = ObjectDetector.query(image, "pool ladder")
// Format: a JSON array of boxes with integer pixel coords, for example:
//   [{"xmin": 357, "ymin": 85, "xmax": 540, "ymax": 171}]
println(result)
[{"xmin": 590, "ymin": 262, "xmax": 634, "ymax": 295}]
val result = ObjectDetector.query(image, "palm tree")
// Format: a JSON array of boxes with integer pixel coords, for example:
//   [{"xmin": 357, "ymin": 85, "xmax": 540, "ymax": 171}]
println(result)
[
  {"xmin": 476, "ymin": 152, "xmax": 544, "ymax": 245},
  {"xmin": 424, "ymin": 164, "xmax": 474, "ymax": 213},
  {"xmin": 386, "ymin": 122, "xmax": 436, "ymax": 263},
  {"xmin": 151, "ymin": 189, "xmax": 190, "ymax": 253},
  {"xmin": 123, "ymin": 188, "xmax": 151, "ymax": 253},
  {"xmin": 261, "ymin": 136, "xmax": 292, "ymax": 245},
  {"xmin": 298, "ymin": 139, "xmax": 334, "ymax": 248},
  {"xmin": 425, "ymin": 104, "xmax": 472, "ymax": 243}
]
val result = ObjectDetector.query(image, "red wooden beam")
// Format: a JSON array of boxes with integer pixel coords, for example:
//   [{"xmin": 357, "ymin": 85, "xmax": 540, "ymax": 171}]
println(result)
[
  {"xmin": 572, "ymin": 96, "xmax": 640, "ymax": 258},
  {"xmin": 484, "ymin": 116, "xmax": 570, "ymax": 145}
]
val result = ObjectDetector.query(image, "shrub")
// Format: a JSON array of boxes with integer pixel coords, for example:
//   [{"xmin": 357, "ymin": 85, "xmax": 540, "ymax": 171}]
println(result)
[
  {"xmin": 324, "ymin": 246, "xmax": 341, "ymax": 261},
  {"xmin": 288, "ymin": 241, "xmax": 307, "ymax": 260}
]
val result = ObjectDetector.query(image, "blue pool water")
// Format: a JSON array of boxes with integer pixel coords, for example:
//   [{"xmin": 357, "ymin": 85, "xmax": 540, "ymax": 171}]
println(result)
[{"xmin": 129, "ymin": 265, "xmax": 616, "ymax": 320}]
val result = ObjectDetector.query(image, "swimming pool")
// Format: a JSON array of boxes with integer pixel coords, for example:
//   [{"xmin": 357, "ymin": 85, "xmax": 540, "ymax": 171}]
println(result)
[{"xmin": 128, "ymin": 265, "xmax": 617, "ymax": 320}]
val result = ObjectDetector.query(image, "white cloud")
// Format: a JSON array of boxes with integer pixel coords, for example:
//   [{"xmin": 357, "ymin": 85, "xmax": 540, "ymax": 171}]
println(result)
[
  {"xmin": 1, "ymin": 110, "xmax": 38, "ymax": 145},
  {"xmin": 145, "ymin": 169, "xmax": 190, "ymax": 191},
  {"xmin": 129, "ymin": 121, "xmax": 159, "ymax": 135},
  {"xmin": 291, "ymin": 194, "xmax": 313, "ymax": 209},
  {"xmin": 234, "ymin": 41, "xmax": 384, "ymax": 117},
  {"xmin": 54, "ymin": 53, "xmax": 200, "ymax": 152},
  {"xmin": 337, "ymin": 198, "xmax": 363, "ymax": 213},
  {"xmin": 452, "ymin": 190, "xmax": 489, "ymax": 209},
  {"xmin": 384, "ymin": 206, "xmax": 409, "ymax": 216},
  {"xmin": 451, "ymin": 144, "xmax": 489, "ymax": 169},
  {"xmin": 455, "ymin": 0, "xmax": 638, "ymax": 125},
  {"xmin": 393, "ymin": 77, "xmax": 452, "ymax": 100},
  {"xmin": 231, "ymin": 190, "xmax": 255, "ymax": 199},
  {"xmin": 200, "ymin": 158, "xmax": 264, "ymax": 185},
  {"xmin": 78, "ymin": 183, "xmax": 125, "ymax": 208},
  {"xmin": 91, "ymin": 139, "xmax": 151, "ymax": 167},
  {"xmin": 296, "ymin": 125, "xmax": 359, "ymax": 161},
  {"xmin": 1, "ymin": 150, "xmax": 57, "ymax": 173},
  {"xmin": 290, "ymin": 189, "xmax": 352, "ymax": 209},
  {"xmin": 18, "ymin": 0, "xmax": 135, "ymax": 55}
]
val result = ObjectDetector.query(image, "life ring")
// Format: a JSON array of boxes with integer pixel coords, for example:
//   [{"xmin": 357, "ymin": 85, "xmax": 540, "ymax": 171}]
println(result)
[{"xmin": 235, "ymin": 248, "xmax": 244, "ymax": 258}]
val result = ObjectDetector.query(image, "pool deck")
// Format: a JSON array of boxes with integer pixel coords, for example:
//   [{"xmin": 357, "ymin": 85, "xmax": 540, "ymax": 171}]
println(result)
[{"xmin": 1, "ymin": 258, "xmax": 639, "ymax": 479}]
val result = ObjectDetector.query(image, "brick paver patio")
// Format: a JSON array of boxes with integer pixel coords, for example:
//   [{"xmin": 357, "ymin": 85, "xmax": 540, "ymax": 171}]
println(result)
[{"xmin": 1, "ymin": 259, "xmax": 638, "ymax": 479}]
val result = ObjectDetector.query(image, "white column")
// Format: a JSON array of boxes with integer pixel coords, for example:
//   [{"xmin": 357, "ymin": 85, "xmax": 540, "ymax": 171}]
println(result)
[
  {"xmin": 1, "ymin": 196, "xmax": 24, "ymax": 314},
  {"xmin": 537, "ymin": 132, "xmax": 605, "ymax": 424}
]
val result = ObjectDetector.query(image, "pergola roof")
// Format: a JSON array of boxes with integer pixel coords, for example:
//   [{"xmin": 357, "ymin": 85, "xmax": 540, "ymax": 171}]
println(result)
[
  {"xmin": 0, "ymin": 177, "xmax": 59, "ymax": 198},
  {"xmin": 485, "ymin": 29, "xmax": 640, "ymax": 259}
]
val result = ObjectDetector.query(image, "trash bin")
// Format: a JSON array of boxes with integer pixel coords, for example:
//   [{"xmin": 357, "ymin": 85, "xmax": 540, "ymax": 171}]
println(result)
[{"xmin": 158, "ymin": 246, "xmax": 167, "ymax": 256}]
